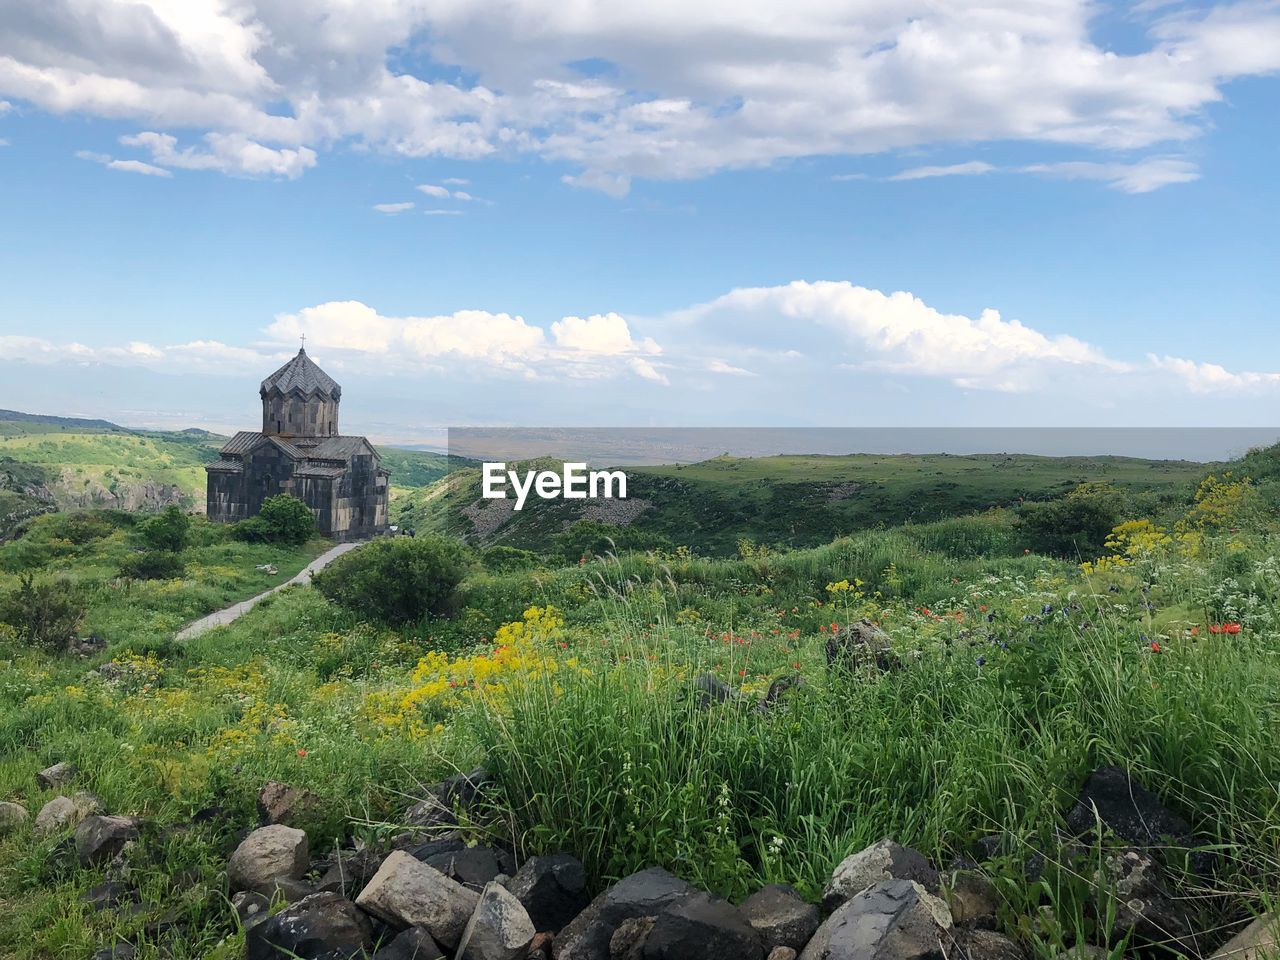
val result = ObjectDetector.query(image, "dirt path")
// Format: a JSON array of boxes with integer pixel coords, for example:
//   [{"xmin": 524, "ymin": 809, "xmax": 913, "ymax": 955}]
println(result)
[{"xmin": 175, "ymin": 540, "xmax": 365, "ymax": 640}]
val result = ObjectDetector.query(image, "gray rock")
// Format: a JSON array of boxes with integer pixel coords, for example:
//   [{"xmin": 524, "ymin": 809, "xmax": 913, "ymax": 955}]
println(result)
[
  {"xmin": 75, "ymin": 815, "xmax": 141, "ymax": 867},
  {"xmin": 800, "ymin": 879, "xmax": 953, "ymax": 960},
  {"xmin": 823, "ymin": 839, "xmax": 940, "ymax": 912},
  {"xmin": 228, "ymin": 824, "xmax": 310, "ymax": 893},
  {"xmin": 609, "ymin": 917, "xmax": 657, "ymax": 960},
  {"xmin": 506, "ymin": 853, "xmax": 591, "ymax": 932},
  {"xmin": 317, "ymin": 847, "xmax": 385, "ymax": 897},
  {"xmin": 37, "ymin": 762, "xmax": 76, "ymax": 789},
  {"xmin": 425, "ymin": 845, "xmax": 503, "ymax": 891},
  {"xmin": 826, "ymin": 620, "xmax": 900, "ymax": 674},
  {"xmin": 245, "ymin": 891, "xmax": 374, "ymax": 960},
  {"xmin": 638, "ymin": 890, "xmax": 764, "ymax": 960},
  {"xmin": 1095, "ymin": 847, "xmax": 1191, "ymax": 945},
  {"xmin": 258, "ymin": 780, "xmax": 318, "ymax": 826},
  {"xmin": 1210, "ymin": 914, "xmax": 1280, "ymax": 959},
  {"xmin": 953, "ymin": 929, "xmax": 1024, "ymax": 960},
  {"xmin": 456, "ymin": 881, "xmax": 537, "ymax": 960},
  {"xmin": 942, "ymin": 871, "xmax": 998, "ymax": 929},
  {"xmin": 355, "ymin": 850, "xmax": 480, "ymax": 949},
  {"xmin": 768, "ymin": 950, "xmax": 799, "ymax": 960},
  {"xmin": 740, "ymin": 884, "xmax": 821, "ymax": 951},
  {"xmin": 35, "ymin": 791, "xmax": 102, "ymax": 834},
  {"xmin": 372, "ymin": 926, "xmax": 447, "ymax": 960},
  {"xmin": 552, "ymin": 867, "xmax": 697, "ymax": 960},
  {"xmin": 1066, "ymin": 767, "xmax": 1203, "ymax": 871},
  {"xmin": 0, "ymin": 800, "xmax": 28, "ymax": 833}
]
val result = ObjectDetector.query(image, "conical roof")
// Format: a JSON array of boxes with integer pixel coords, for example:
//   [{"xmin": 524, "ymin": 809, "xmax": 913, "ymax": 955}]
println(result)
[{"xmin": 259, "ymin": 347, "xmax": 341, "ymax": 399}]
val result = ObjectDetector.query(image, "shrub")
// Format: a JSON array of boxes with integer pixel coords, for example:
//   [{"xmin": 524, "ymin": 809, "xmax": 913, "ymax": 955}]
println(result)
[
  {"xmin": 137, "ymin": 505, "xmax": 191, "ymax": 552},
  {"xmin": 119, "ymin": 550, "xmax": 186, "ymax": 580},
  {"xmin": 553, "ymin": 520, "xmax": 672, "ymax": 563},
  {"xmin": 1018, "ymin": 483, "xmax": 1124, "ymax": 559},
  {"xmin": 233, "ymin": 494, "xmax": 316, "ymax": 545},
  {"xmin": 50, "ymin": 510, "xmax": 131, "ymax": 545},
  {"xmin": 313, "ymin": 535, "xmax": 470, "ymax": 624},
  {"xmin": 0, "ymin": 573, "xmax": 86, "ymax": 650},
  {"xmin": 480, "ymin": 545, "xmax": 542, "ymax": 573}
]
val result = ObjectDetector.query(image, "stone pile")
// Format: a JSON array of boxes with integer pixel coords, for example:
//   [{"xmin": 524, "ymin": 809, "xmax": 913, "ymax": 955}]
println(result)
[{"xmin": 8, "ymin": 761, "xmax": 1274, "ymax": 960}]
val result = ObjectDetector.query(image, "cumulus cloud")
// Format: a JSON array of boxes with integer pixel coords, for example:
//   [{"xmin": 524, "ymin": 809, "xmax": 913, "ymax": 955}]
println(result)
[
  {"xmin": 551, "ymin": 313, "xmax": 660, "ymax": 355},
  {"xmin": 118, "ymin": 131, "xmax": 316, "ymax": 178},
  {"xmin": 669, "ymin": 280, "xmax": 1123, "ymax": 391},
  {"xmin": 417, "ymin": 184, "xmax": 452, "ymax": 199},
  {"xmin": 1150, "ymin": 354, "xmax": 1280, "ymax": 393},
  {"xmin": 4, "ymin": 0, "xmax": 1275, "ymax": 193},
  {"xmin": 423, "ymin": 209, "xmax": 464, "ymax": 216},
  {"xmin": 373, "ymin": 201, "xmax": 414, "ymax": 213},
  {"xmin": 268, "ymin": 300, "xmax": 664, "ymax": 379}
]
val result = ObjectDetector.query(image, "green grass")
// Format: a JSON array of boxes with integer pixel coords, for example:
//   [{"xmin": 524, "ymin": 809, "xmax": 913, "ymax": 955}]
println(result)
[
  {"xmin": 402, "ymin": 452, "xmax": 1210, "ymax": 555},
  {"xmin": 0, "ymin": 451, "xmax": 1277, "ymax": 959}
]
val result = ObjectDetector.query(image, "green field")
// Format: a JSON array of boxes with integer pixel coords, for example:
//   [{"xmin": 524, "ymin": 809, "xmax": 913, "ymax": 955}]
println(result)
[
  {"xmin": 1, "ymin": 418, "xmax": 1279, "ymax": 959},
  {"xmin": 398, "ymin": 451, "xmax": 1211, "ymax": 555}
]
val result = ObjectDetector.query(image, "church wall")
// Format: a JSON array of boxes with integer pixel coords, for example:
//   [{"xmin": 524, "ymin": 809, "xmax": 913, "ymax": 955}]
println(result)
[{"xmin": 262, "ymin": 394, "xmax": 339, "ymax": 437}]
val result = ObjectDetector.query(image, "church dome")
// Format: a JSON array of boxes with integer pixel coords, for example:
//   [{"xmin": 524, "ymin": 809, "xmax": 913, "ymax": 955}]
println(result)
[{"xmin": 259, "ymin": 347, "xmax": 341, "ymax": 400}]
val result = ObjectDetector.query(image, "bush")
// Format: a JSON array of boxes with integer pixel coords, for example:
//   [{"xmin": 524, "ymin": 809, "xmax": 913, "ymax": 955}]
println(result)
[
  {"xmin": 313, "ymin": 535, "xmax": 471, "ymax": 624},
  {"xmin": 1018, "ymin": 483, "xmax": 1124, "ymax": 559},
  {"xmin": 0, "ymin": 573, "xmax": 86, "ymax": 650},
  {"xmin": 233, "ymin": 494, "xmax": 316, "ymax": 545},
  {"xmin": 136, "ymin": 505, "xmax": 191, "ymax": 552},
  {"xmin": 49, "ymin": 510, "xmax": 132, "ymax": 545},
  {"xmin": 119, "ymin": 550, "xmax": 186, "ymax": 580},
  {"xmin": 480, "ymin": 545, "xmax": 542, "ymax": 573},
  {"xmin": 553, "ymin": 520, "xmax": 673, "ymax": 563}
]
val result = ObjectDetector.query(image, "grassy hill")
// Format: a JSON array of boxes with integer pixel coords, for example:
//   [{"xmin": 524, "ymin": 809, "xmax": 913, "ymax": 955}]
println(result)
[
  {"xmin": 398, "ymin": 451, "xmax": 1212, "ymax": 555},
  {"xmin": 0, "ymin": 410, "xmax": 458, "ymax": 538}
]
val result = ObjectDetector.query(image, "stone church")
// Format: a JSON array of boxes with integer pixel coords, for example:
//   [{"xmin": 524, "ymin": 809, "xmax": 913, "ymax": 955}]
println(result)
[{"xmin": 206, "ymin": 347, "xmax": 390, "ymax": 540}]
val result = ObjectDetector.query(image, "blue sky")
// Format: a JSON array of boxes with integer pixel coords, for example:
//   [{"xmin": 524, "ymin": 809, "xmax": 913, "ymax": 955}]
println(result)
[{"xmin": 1, "ymin": 0, "xmax": 1279, "ymax": 444}]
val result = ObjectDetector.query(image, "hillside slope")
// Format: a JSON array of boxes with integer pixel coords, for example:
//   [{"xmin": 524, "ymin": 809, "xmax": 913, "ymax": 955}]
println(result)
[
  {"xmin": 394, "ymin": 451, "xmax": 1211, "ymax": 554},
  {"xmin": 0, "ymin": 411, "xmax": 455, "ymax": 533}
]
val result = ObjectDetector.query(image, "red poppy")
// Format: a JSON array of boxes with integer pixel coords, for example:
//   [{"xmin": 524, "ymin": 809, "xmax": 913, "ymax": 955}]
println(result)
[
  {"xmin": 297, "ymin": 749, "xmax": 308, "ymax": 758},
  {"xmin": 1150, "ymin": 642, "xmax": 1161, "ymax": 653}
]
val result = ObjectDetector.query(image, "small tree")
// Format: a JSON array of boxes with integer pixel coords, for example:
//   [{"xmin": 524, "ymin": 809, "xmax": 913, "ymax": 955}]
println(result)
[
  {"xmin": 137, "ymin": 505, "xmax": 191, "ymax": 552},
  {"xmin": 234, "ymin": 494, "xmax": 316, "ymax": 545},
  {"xmin": 313, "ymin": 535, "xmax": 470, "ymax": 624},
  {"xmin": 0, "ymin": 573, "xmax": 86, "ymax": 650}
]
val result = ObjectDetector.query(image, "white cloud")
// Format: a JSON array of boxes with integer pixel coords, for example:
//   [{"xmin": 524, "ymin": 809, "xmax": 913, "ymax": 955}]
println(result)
[
  {"xmin": 76, "ymin": 149, "xmax": 172, "ymax": 176},
  {"xmin": 707, "ymin": 359, "xmax": 756, "ymax": 376},
  {"xmin": 417, "ymin": 183, "xmax": 452, "ymax": 198},
  {"xmin": 670, "ymin": 280, "xmax": 1123, "ymax": 391},
  {"xmin": 1020, "ymin": 157, "xmax": 1201, "ymax": 193},
  {"xmin": 7, "ymin": 283, "xmax": 1280, "ymax": 404},
  {"xmin": 269, "ymin": 300, "xmax": 665, "ymax": 379},
  {"xmin": 373, "ymin": 201, "xmax": 414, "ymax": 213},
  {"xmin": 423, "ymin": 209, "xmax": 464, "ymax": 216},
  {"xmin": 119, "ymin": 131, "xmax": 315, "ymax": 178},
  {"xmin": 551, "ymin": 312, "xmax": 659, "ymax": 355},
  {"xmin": 2, "ymin": 1, "xmax": 1275, "ymax": 193},
  {"xmin": 1150, "ymin": 355, "xmax": 1280, "ymax": 393},
  {"xmin": 889, "ymin": 161, "xmax": 995, "ymax": 181},
  {"xmin": 442, "ymin": 177, "xmax": 469, "ymax": 185}
]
